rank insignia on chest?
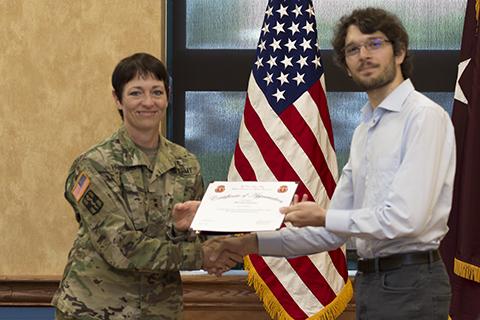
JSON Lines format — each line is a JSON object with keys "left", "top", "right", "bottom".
{"left": 72, "top": 172, "right": 91, "bottom": 202}
{"left": 82, "top": 190, "right": 104, "bottom": 215}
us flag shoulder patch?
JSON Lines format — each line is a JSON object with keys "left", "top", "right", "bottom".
{"left": 71, "top": 172, "right": 91, "bottom": 202}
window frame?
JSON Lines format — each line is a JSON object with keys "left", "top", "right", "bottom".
{"left": 168, "top": 0, "right": 459, "bottom": 145}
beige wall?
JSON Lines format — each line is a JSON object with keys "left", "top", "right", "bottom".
{"left": 0, "top": 0, "right": 165, "bottom": 276}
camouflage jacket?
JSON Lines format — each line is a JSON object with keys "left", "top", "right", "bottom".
{"left": 52, "top": 126, "right": 204, "bottom": 319}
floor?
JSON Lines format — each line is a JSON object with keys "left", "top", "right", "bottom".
{"left": 0, "top": 307, "right": 54, "bottom": 320}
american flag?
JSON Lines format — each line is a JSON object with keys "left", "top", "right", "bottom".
{"left": 72, "top": 173, "right": 90, "bottom": 202}
{"left": 228, "top": 0, "right": 352, "bottom": 318}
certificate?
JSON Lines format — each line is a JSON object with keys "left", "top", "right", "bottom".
{"left": 190, "top": 181, "right": 298, "bottom": 232}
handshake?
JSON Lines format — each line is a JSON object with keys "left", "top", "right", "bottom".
{"left": 172, "top": 200, "right": 259, "bottom": 276}
{"left": 200, "top": 233, "right": 258, "bottom": 276}
{"left": 173, "top": 195, "right": 326, "bottom": 276}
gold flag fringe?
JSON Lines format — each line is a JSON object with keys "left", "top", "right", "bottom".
{"left": 454, "top": 257, "right": 480, "bottom": 283}
{"left": 244, "top": 256, "right": 353, "bottom": 320}
{"left": 476, "top": 0, "right": 479, "bottom": 22}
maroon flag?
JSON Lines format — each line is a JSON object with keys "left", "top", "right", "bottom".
{"left": 440, "top": 1, "right": 480, "bottom": 319}
{"left": 228, "top": 0, "right": 352, "bottom": 318}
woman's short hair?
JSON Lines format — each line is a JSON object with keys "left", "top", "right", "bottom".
{"left": 111, "top": 53, "right": 169, "bottom": 118}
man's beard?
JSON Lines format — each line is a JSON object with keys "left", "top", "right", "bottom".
{"left": 351, "top": 59, "right": 397, "bottom": 91}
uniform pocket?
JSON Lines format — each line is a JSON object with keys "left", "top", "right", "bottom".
{"left": 143, "top": 192, "right": 170, "bottom": 237}
{"left": 120, "top": 169, "right": 148, "bottom": 230}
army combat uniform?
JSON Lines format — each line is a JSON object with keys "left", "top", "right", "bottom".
{"left": 52, "top": 126, "right": 204, "bottom": 320}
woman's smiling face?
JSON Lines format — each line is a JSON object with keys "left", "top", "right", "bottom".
{"left": 114, "top": 74, "right": 168, "bottom": 134}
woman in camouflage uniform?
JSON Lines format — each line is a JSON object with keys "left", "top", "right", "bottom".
{"left": 52, "top": 53, "right": 240, "bottom": 320}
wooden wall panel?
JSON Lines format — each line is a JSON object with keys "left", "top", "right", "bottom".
{"left": 0, "top": 0, "right": 165, "bottom": 276}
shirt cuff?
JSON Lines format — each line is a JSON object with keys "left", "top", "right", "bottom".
{"left": 180, "top": 239, "right": 204, "bottom": 270}
{"left": 167, "top": 225, "right": 197, "bottom": 243}
{"left": 257, "top": 231, "right": 284, "bottom": 256}
{"left": 325, "top": 209, "right": 351, "bottom": 234}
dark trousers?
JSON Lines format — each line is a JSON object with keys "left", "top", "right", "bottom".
{"left": 355, "top": 259, "right": 451, "bottom": 319}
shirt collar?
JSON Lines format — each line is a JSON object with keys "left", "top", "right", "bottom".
{"left": 361, "top": 79, "right": 414, "bottom": 122}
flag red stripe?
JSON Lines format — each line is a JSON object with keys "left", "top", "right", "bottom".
{"left": 243, "top": 95, "right": 298, "bottom": 181}
{"left": 244, "top": 95, "right": 311, "bottom": 197}
{"left": 232, "top": 141, "right": 257, "bottom": 181}
{"left": 249, "top": 254, "right": 308, "bottom": 319}
{"left": 309, "top": 81, "right": 335, "bottom": 148}
{"left": 279, "top": 104, "right": 336, "bottom": 198}
{"left": 328, "top": 248, "right": 349, "bottom": 282}
{"left": 287, "top": 256, "right": 337, "bottom": 306}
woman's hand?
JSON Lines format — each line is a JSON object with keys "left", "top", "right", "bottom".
{"left": 172, "top": 200, "right": 201, "bottom": 231}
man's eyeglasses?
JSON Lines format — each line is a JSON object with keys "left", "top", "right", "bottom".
{"left": 343, "top": 38, "right": 391, "bottom": 57}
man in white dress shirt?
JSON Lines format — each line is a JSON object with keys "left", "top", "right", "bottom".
{"left": 174, "top": 7, "right": 456, "bottom": 320}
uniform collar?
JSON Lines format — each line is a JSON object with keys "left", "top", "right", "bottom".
{"left": 117, "top": 126, "right": 177, "bottom": 178}
{"left": 117, "top": 126, "right": 150, "bottom": 167}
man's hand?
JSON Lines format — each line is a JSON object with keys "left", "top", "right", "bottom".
{"left": 280, "top": 201, "right": 326, "bottom": 227}
{"left": 172, "top": 200, "right": 201, "bottom": 232}
{"left": 292, "top": 193, "right": 309, "bottom": 205}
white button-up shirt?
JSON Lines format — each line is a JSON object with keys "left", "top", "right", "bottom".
{"left": 258, "top": 79, "right": 456, "bottom": 259}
